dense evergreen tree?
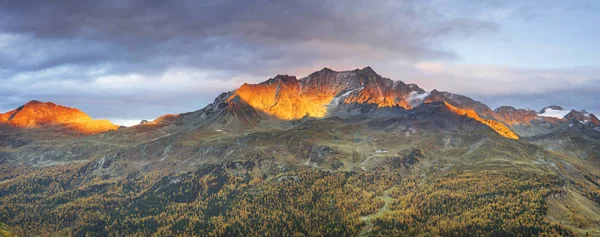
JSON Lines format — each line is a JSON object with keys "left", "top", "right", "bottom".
{"left": 0, "top": 163, "right": 588, "bottom": 236}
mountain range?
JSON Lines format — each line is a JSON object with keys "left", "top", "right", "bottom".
{"left": 1, "top": 67, "right": 599, "bottom": 236}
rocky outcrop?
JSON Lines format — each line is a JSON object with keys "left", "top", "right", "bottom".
{"left": 494, "top": 106, "right": 538, "bottom": 125}
{"left": 565, "top": 110, "right": 600, "bottom": 126}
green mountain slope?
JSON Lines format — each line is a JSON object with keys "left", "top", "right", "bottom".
{"left": 1, "top": 68, "right": 600, "bottom": 236}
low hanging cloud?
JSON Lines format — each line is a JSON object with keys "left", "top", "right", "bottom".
{"left": 412, "top": 63, "right": 600, "bottom": 96}
{"left": 403, "top": 63, "right": 600, "bottom": 113}
{"left": 0, "top": 0, "right": 598, "bottom": 123}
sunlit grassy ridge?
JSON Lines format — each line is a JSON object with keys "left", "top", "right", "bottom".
{"left": 0, "top": 100, "right": 118, "bottom": 135}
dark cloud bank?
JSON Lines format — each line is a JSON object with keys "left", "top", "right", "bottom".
{"left": 0, "top": 0, "right": 597, "bottom": 123}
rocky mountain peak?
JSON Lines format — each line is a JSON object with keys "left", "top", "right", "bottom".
{"left": 319, "top": 67, "right": 334, "bottom": 73}
{"left": 356, "top": 66, "right": 377, "bottom": 74}
{"left": 260, "top": 74, "right": 298, "bottom": 85}
{"left": 493, "top": 106, "right": 538, "bottom": 125}
{"left": 494, "top": 106, "right": 518, "bottom": 113}
{"left": 225, "top": 67, "right": 435, "bottom": 120}
{"left": 0, "top": 100, "right": 119, "bottom": 134}
{"left": 565, "top": 110, "right": 600, "bottom": 126}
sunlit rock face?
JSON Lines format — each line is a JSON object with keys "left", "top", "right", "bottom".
{"left": 494, "top": 106, "right": 539, "bottom": 125}
{"left": 225, "top": 67, "right": 520, "bottom": 139}
{"left": 443, "top": 102, "right": 519, "bottom": 140}
{"left": 229, "top": 75, "right": 323, "bottom": 120}
{"left": 229, "top": 67, "right": 427, "bottom": 120}
{"left": 0, "top": 100, "right": 119, "bottom": 135}
{"left": 424, "top": 90, "right": 498, "bottom": 120}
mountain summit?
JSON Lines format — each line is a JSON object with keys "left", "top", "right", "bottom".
{"left": 229, "top": 67, "right": 428, "bottom": 120}
{"left": 213, "top": 67, "right": 518, "bottom": 139}
{"left": 0, "top": 100, "right": 119, "bottom": 135}
{"left": 190, "top": 67, "right": 597, "bottom": 140}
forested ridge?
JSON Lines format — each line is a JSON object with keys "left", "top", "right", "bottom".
{"left": 0, "top": 160, "right": 591, "bottom": 236}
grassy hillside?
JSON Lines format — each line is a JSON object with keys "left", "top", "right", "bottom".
{"left": 1, "top": 147, "right": 598, "bottom": 236}
{"left": 1, "top": 116, "right": 599, "bottom": 236}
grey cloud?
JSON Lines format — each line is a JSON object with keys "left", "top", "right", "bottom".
{"left": 0, "top": 0, "right": 597, "bottom": 122}
{"left": 476, "top": 90, "right": 600, "bottom": 116}
{"left": 0, "top": 0, "right": 498, "bottom": 73}
{"left": 390, "top": 63, "right": 600, "bottom": 115}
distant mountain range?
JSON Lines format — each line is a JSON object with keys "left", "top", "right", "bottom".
{"left": 2, "top": 67, "right": 597, "bottom": 139}
{"left": 1, "top": 67, "right": 599, "bottom": 236}
{"left": 1, "top": 67, "right": 599, "bottom": 164}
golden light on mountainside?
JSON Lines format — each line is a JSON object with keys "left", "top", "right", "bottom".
{"left": 228, "top": 75, "right": 519, "bottom": 141}
{"left": 152, "top": 114, "right": 179, "bottom": 124}
{"left": 0, "top": 101, "right": 119, "bottom": 135}
{"left": 138, "top": 114, "right": 180, "bottom": 126}
{"left": 229, "top": 76, "right": 415, "bottom": 120}
{"left": 342, "top": 82, "right": 412, "bottom": 109}
{"left": 443, "top": 101, "right": 519, "bottom": 140}
{"left": 229, "top": 78, "right": 333, "bottom": 120}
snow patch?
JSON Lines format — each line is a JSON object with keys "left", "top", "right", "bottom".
{"left": 407, "top": 91, "right": 429, "bottom": 106}
{"left": 110, "top": 119, "right": 146, "bottom": 127}
{"left": 539, "top": 108, "right": 569, "bottom": 119}
{"left": 330, "top": 87, "right": 363, "bottom": 105}
{"left": 408, "top": 91, "right": 429, "bottom": 101}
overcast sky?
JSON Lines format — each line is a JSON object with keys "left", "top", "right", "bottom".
{"left": 0, "top": 0, "right": 598, "bottom": 126}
